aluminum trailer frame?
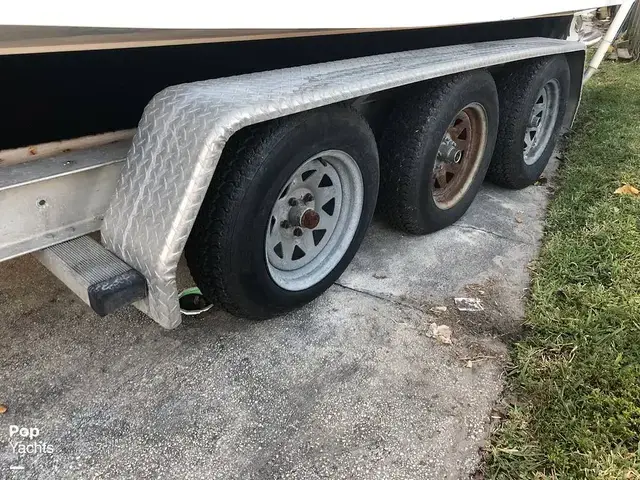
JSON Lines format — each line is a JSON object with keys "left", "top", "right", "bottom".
{"left": 0, "top": 37, "right": 586, "bottom": 328}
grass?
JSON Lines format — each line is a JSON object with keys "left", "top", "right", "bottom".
{"left": 486, "top": 61, "right": 640, "bottom": 479}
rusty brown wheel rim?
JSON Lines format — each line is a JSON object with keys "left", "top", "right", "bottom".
{"left": 432, "top": 103, "right": 488, "bottom": 210}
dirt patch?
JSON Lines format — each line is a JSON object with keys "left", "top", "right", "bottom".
{"left": 423, "top": 277, "right": 526, "bottom": 343}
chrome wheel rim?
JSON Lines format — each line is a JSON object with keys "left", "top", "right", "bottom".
{"left": 432, "top": 103, "right": 488, "bottom": 210}
{"left": 265, "top": 150, "right": 364, "bottom": 291}
{"left": 524, "top": 79, "right": 561, "bottom": 165}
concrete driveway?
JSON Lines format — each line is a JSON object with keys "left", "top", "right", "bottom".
{"left": 0, "top": 171, "right": 554, "bottom": 479}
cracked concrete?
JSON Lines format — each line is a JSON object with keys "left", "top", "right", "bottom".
{"left": 0, "top": 162, "right": 556, "bottom": 479}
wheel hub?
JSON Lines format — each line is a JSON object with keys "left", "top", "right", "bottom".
{"left": 528, "top": 116, "right": 542, "bottom": 128}
{"left": 300, "top": 209, "right": 321, "bottom": 229}
{"left": 287, "top": 205, "right": 321, "bottom": 229}
{"left": 432, "top": 103, "right": 488, "bottom": 210}
{"left": 437, "top": 135, "right": 463, "bottom": 164}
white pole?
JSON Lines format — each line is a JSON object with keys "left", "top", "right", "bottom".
{"left": 584, "top": 0, "right": 637, "bottom": 82}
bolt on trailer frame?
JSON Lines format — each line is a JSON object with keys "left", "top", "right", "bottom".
{"left": 0, "top": 37, "right": 586, "bottom": 328}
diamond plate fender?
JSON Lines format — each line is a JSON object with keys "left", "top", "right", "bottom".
{"left": 101, "top": 38, "right": 584, "bottom": 329}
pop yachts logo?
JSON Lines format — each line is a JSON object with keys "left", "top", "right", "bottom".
{"left": 9, "top": 425, "right": 54, "bottom": 456}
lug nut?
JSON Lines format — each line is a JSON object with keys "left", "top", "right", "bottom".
{"left": 280, "top": 220, "right": 290, "bottom": 228}
{"left": 288, "top": 198, "right": 298, "bottom": 206}
{"left": 303, "top": 193, "right": 314, "bottom": 203}
{"left": 293, "top": 227, "right": 303, "bottom": 237}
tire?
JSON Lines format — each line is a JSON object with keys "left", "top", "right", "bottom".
{"left": 378, "top": 70, "right": 499, "bottom": 235}
{"left": 184, "top": 106, "right": 379, "bottom": 320}
{"left": 487, "top": 55, "right": 570, "bottom": 189}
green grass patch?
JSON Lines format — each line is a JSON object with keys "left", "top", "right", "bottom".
{"left": 486, "top": 61, "right": 640, "bottom": 479}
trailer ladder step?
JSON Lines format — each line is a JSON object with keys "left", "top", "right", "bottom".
{"left": 34, "top": 235, "right": 147, "bottom": 316}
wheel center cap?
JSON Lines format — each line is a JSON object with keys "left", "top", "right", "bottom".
{"left": 300, "top": 209, "right": 320, "bottom": 229}
{"left": 289, "top": 206, "right": 320, "bottom": 229}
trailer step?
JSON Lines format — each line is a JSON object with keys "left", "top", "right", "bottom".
{"left": 34, "top": 235, "right": 147, "bottom": 316}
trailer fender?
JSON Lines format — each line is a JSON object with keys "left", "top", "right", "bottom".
{"left": 100, "top": 38, "right": 584, "bottom": 329}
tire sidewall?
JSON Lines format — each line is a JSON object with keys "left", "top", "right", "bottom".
{"left": 230, "top": 110, "right": 378, "bottom": 315}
